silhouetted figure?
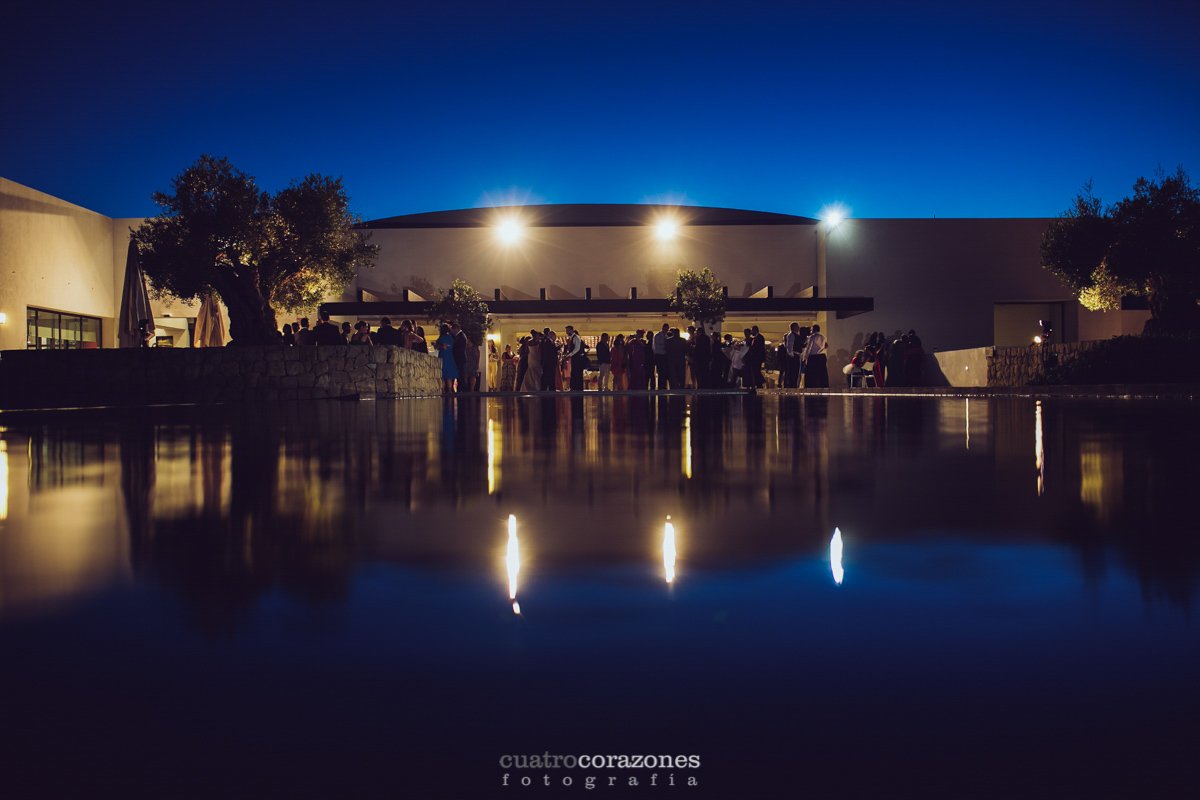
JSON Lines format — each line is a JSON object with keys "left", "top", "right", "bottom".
{"left": 667, "top": 327, "right": 686, "bottom": 389}
{"left": 313, "top": 310, "right": 344, "bottom": 345}
{"left": 801, "top": 323, "right": 829, "bottom": 387}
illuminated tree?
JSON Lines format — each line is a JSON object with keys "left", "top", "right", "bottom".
{"left": 1042, "top": 169, "right": 1200, "bottom": 332}
{"left": 132, "top": 155, "right": 377, "bottom": 344}
{"left": 427, "top": 278, "right": 492, "bottom": 343}
{"left": 669, "top": 267, "right": 726, "bottom": 328}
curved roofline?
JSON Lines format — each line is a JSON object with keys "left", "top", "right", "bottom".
{"left": 358, "top": 203, "right": 817, "bottom": 229}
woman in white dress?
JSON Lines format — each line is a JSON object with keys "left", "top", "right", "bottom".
{"left": 520, "top": 335, "right": 543, "bottom": 391}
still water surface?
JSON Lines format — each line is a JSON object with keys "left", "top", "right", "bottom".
{"left": 0, "top": 396, "right": 1197, "bottom": 798}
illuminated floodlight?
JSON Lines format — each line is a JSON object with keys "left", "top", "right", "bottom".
{"left": 1033, "top": 335, "right": 1043, "bottom": 344}
{"left": 820, "top": 204, "right": 848, "bottom": 229}
{"left": 654, "top": 218, "right": 680, "bottom": 241}
{"left": 495, "top": 217, "right": 524, "bottom": 245}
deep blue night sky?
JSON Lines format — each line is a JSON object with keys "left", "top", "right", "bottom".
{"left": 3, "top": 0, "right": 1198, "bottom": 221}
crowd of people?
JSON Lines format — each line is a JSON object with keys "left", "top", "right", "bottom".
{"left": 840, "top": 329, "right": 926, "bottom": 388}
{"left": 274, "top": 312, "right": 927, "bottom": 393}
{"left": 498, "top": 322, "right": 832, "bottom": 393}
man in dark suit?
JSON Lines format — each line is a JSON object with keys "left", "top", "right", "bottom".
{"left": 666, "top": 328, "right": 686, "bottom": 389}
{"left": 375, "top": 317, "right": 398, "bottom": 346}
{"left": 746, "top": 325, "right": 766, "bottom": 389}
{"left": 313, "top": 310, "right": 345, "bottom": 345}
{"left": 540, "top": 329, "right": 559, "bottom": 391}
{"left": 693, "top": 325, "right": 710, "bottom": 389}
{"left": 782, "top": 322, "right": 803, "bottom": 388}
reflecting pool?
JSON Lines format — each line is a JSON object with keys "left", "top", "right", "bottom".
{"left": 0, "top": 396, "right": 1197, "bottom": 797}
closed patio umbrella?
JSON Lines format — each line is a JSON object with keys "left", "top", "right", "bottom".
{"left": 194, "top": 291, "right": 226, "bottom": 347}
{"left": 118, "top": 239, "right": 154, "bottom": 348}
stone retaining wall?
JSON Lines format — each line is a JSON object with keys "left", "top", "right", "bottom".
{"left": 987, "top": 341, "right": 1099, "bottom": 387}
{"left": 0, "top": 345, "right": 441, "bottom": 409}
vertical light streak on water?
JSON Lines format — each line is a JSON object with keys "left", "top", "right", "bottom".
{"left": 965, "top": 398, "right": 970, "bottom": 451}
{"left": 830, "top": 527, "right": 845, "bottom": 585}
{"left": 683, "top": 413, "right": 692, "bottom": 480}
{"left": 487, "top": 418, "right": 496, "bottom": 495}
{"left": 1035, "top": 400, "right": 1044, "bottom": 496}
{"left": 0, "top": 439, "right": 8, "bottom": 521}
{"left": 506, "top": 514, "right": 520, "bottom": 614}
{"left": 663, "top": 516, "right": 677, "bottom": 584}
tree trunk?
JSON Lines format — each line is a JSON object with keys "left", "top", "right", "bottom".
{"left": 210, "top": 269, "right": 279, "bottom": 345}
{"left": 1146, "top": 275, "right": 1200, "bottom": 335}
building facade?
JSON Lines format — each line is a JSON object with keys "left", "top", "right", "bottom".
{"left": 1, "top": 177, "right": 1148, "bottom": 376}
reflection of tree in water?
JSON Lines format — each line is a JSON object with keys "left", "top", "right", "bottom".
{"left": 122, "top": 407, "right": 362, "bottom": 635}
{"left": 1045, "top": 402, "right": 1200, "bottom": 609}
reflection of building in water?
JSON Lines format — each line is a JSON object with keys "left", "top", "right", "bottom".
{"left": 0, "top": 430, "right": 131, "bottom": 617}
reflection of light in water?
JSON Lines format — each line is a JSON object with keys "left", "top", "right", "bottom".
{"left": 1080, "top": 440, "right": 1121, "bottom": 521}
{"left": 683, "top": 413, "right": 692, "bottom": 480}
{"left": 663, "top": 516, "right": 677, "bottom": 584}
{"left": 830, "top": 527, "right": 844, "bottom": 585}
{"left": 1035, "top": 400, "right": 1044, "bottom": 496}
{"left": 487, "top": 418, "right": 496, "bottom": 495}
{"left": 506, "top": 514, "right": 520, "bottom": 613}
{"left": 0, "top": 439, "right": 8, "bottom": 521}
{"left": 965, "top": 398, "right": 970, "bottom": 450}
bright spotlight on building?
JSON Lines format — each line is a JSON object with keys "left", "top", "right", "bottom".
{"left": 655, "top": 218, "right": 679, "bottom": 241}
{"left": 820, "top": 205, "right": 848, "bottom": 229}
{"left": 496, "top": 218, "right": 524, "bottom": 245}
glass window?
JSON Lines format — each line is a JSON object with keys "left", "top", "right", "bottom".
{"left": 25, "top": 308, "right": 103, "bottom": 350}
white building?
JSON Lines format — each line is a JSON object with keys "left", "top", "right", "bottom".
{"left": 1, "top": 177, "right": 1148, "bottom": 380}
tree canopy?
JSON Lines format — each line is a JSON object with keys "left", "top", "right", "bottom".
{"left": 668, "top": 268, "right": 726, "bottom": 326}
{"left": 132, "top": 155, "right": 377, "bottom": 344}
{"left": 427, "top": 279, "right": 492, "bottom": 344}
{"left": 1042, "top": 168, "right": 1200, "bottom": 333}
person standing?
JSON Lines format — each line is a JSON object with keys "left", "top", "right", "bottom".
{"left": 520, "top": 334, "right": 543, "bottom": 392}
{"left": 709, "top": 332, "right": 727, "bottom": 387}
{"left": 610, "top": 334, "right": 626, "bottom": 390}
{"left": 595, "top": 332, "right": 612, "bottom": 391}
{"left": 648, "top": 331, "right": 657, "bottom": 391}
{"left": 436, "top": 323, "right": 458, "bottom": 394}
{"left": 515, "top": 332, "right": 534, "bottom": 390}
{"left": 450, "top": 322, "right": 468, "bottom": 385}
{"left": 500, "top": 344, "right": 516, "bottom": 391}
{"left": 783, "top": 322, "right": 803, "bottom": 388}
{"left": 314, "top": 311, "right": 344, "bottom": 345}
{"left": 295, "top": 317, "right": 314, "bottom": 346}
{"left": 465, "top": 334, "right": 481, "bottom": 391}
{"left": 801, "top": 323, "right": 829, "bottom": 388}
{"left": 540, "top": 329, "right": 559, "bottom": 391}
{"left": 745, "top": 326, "right": 766, "bottom": 389}
{"left": 375, "top": 317, "right": 398, "bottom": 346}
{"left": 693, "top": 326, "right": 711, "bottom": 389}
{"left": 413, "top": 326, "right": 429, "bottom": 353}
{"left": 627, "top": 331, "right": 646, "bottom": 390}
{"left": 666, "top": 328, "right": 686, "bottom": 389}
{"left": 652, "top": 323, "right": 670, "bottom": 390}
{"left": 564, "top": 325, "right": 587, "bottom": 391}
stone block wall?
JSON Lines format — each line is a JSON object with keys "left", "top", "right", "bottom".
{"left": 987, "top": 341, "right": 1099, "bottom": 387}
{"left": 0, "top": 345, "right": 441, "bottom": 409}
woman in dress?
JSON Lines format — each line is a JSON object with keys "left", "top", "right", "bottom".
{"left": 521, "top": 335, "right": 544, "bottom": 391}
{"left": 349, "top": 320, "right": 373, "bottom": 345}
{"left": 436, "top": 322, "right": 458, "bottom": 395}
{"left": 413, "top": 326, "right": 429, "bottom": 354}
{"left": 610, "top": 334, "right": 626, "bottom": 390}
{"left": 500, "top": 344, "right": 517, "bottom": 391}
{"left": 488, "top": 340, "right": 500, "bottom": 391}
